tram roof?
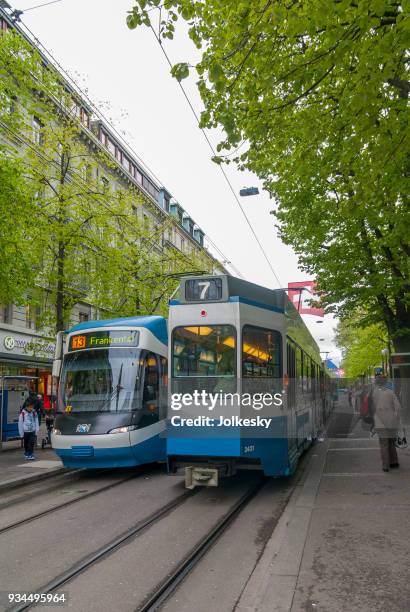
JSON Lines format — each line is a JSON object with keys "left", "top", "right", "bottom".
{"left": 67, "top": 315, "right": 167, "bottom": 345}
{"left": 174, "top": 275, "right": 287, "bottom": 311}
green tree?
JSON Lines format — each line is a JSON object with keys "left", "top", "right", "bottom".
{"left": 336, "top": 315, "right": 388, "bottom": 378}
{"left": 1, "top": 29, "right": 215, "bottom": 333}
{"left": 127, "top": 0, "right": 409, "bottom": 351}
{"left": 0, "top": 155, "right": 37, "bottom": 305}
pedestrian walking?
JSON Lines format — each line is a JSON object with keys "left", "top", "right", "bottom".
{"left": 372, "top": 374, "right": 401, "bottom": 472}
{"left": 18, "top": 400, "right": 39, "bottom": 460}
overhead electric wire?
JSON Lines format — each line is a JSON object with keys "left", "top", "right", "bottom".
{"left": 147, "top": 21, "right": 283, "bottom": 288}
{"left": 22, "top": 0, "right": 65, "bottom": 12}
{"left": 13, "top": 14, "right": 243, "bottom": 279}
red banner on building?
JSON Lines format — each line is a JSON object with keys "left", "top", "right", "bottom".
{"left": 287, "top": 281, "right": 324, "bottom": 317}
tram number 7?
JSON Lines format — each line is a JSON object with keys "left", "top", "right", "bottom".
{"left": 198, "top": 281, "right": 210, "bottom": 300}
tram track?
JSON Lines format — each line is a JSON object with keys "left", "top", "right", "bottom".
{"left": 7, "top": 476, "right": 266, "bottom": 612}
{"left": 0, "top": 469, "right": 87, "bottom": 511}
{"left": 137, "top": 477, "right": 266, "bottom": 612}
{"left": 0, "top": 470, "right": 145, "bottom": 535}
{"left": 9, "top": 488, "right": 197, "bottom": 612}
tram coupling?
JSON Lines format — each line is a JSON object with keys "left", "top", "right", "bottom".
{"left": 185, "top": 466, "right": 219, "bottom": 489}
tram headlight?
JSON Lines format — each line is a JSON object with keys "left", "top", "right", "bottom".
{"left": 108, "top": 425, "right": 136, "bottom": 434}
{"left": 52, "top": 428, "right": 62, "bottom": 435}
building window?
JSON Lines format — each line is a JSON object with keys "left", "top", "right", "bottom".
{"left": 79, "top": 312, "right": 89, "bottom": 323}
{"left": 100, "top": 130, "right": 106, "bottom": 145}
{"left": 70, "top": 102, "right": 81, "bottom": 119}
{"left": 81, "top": 109, "right": 90, "bottom": 128}
{"left": 115, "top": 147, "right": 122, "bottom": 162}
{"left": 25, "top": 305, "right": 36, "bottom": 330}
{"left": 0, "top": 305, "right": 12, "bottom": 324}
{"left": 122, "top": 156, "right": 130, "bottom": 172}
{"left": 106, "top": 138, "right": 116, "bottom": 155}
{"left": 32, "top": 117, "right": 42, "bottom": 145}
{"left": 134, "top": 168, "right": 143, "bottom": 184}
{"left": 101, "top": 176, "right": 109, "bottom": 191}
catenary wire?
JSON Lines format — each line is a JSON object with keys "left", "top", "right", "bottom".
{"left": 21, "top": 0, "right": 65, "bottom": 13}
{"left": 147, "top": 20, "right": 283, "bottom": 288}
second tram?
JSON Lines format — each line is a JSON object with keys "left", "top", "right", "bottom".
{"left": 52, "top": 316, "right": 168, "bottom": 468}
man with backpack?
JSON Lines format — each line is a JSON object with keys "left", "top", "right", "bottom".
{"left": 18, "top": 399, "right": 39, "bottom": 460}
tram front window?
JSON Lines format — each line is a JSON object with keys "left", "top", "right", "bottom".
{"left": 59, "top": 349, "right": 148, "bottom": 413}
{"left": 172, "top": 325, "right": 236, "bottom": 393}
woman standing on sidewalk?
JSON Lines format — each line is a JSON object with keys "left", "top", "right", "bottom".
{"left": 372, "top": 374, "right": 401, "bottom": 472}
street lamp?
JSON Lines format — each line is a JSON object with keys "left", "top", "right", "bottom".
{"left": 381, "top": 348, "right": 389, "bottom": 375}
{"left": 239, "top": 187, "right": 259, "bottom": 197}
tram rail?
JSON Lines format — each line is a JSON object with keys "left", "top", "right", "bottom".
{"left": 0, "top": 470, "right": 144, "bottom": 536}
{"left": 9, "top": 488, "right": 197, "bottom": 612}
{"left": 137, "top": 477, "right": 266, "bottom": 612}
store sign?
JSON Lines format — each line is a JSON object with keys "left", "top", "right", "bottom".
{"left": 4, "top": 336, "right": 15, "bottom": 350}
{"left": 68, "top": 330, "right": 139, "bottom": 352}
{"left": 1, "top": 331, "right": 55, "bottom": 357}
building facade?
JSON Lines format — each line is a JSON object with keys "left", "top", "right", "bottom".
{"left": 0, "top": 6, "right": 225, "bottom": 405}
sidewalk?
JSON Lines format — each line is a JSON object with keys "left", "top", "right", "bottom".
{"left": 237, "top": 397, "right": 410, "bottom": 612}
{"left": 0, "top": 428, "right": 66, "bottom": 491}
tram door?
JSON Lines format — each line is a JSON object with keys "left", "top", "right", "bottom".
{"left": 286, "top": 340, "right": 296, "bottom": 447}
{"left": 140, "top": 353, "right": 160, "bottom": 427}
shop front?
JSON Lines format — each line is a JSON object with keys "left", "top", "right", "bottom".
{"left": 0, "top": 328, "right": 56, "bottom": 410}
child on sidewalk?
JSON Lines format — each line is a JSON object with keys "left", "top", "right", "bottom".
{"left": 18, "top": 400, "right": 39, "bottom": 460}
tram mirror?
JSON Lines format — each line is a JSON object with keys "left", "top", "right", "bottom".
{"left": 52, "top": 359, "right": 62, "bottom": 378}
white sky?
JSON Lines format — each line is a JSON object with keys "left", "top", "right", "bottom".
{"left": 8, "top": 0, "right": 341, "bottom": 364}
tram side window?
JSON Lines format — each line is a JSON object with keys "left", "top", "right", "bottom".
{"left": 242, "top": 326, "right": 282, "bottom": 378}
{"left": 140, "top": 352, "right": 160, "bottom": 425}
{"left": 304, "top": 355, "right": 311, "bottom": 393}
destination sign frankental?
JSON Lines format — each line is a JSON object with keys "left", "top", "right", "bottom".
{"left": 68, "top": 330, "right": 140, "bottom": 352}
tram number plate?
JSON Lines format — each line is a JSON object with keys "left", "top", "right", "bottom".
{"left": 185, "top": 278, "right": 223, "bottom": 302}
{"left": 244, "top": 445, "right": 255, "bottom": 453}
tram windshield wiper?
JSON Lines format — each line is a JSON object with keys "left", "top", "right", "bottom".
{"left": 97, "top": 363, "right": 124, "bottom": 412}
{"left": 115, "top": 363, "right": 123, "bottom": 412}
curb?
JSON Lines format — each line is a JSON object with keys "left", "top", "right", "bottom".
{"left": 0, "top": 465, "right": 70, "bottom": 493}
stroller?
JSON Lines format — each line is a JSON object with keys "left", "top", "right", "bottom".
{"left": 41, "top": 411, "right": 55, "bottom": 449}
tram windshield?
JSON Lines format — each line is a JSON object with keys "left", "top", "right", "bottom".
{"left": 172, "top": 325, "right": 236, "bottom": 377}
{"left": 59, "top": 348, "right": 150, "bottom": 413}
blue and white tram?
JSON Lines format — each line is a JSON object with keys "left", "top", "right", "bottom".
{"left": 52, "top": 316, "right": 168, "bottom": 468}
{"left": 167, "top": 275, "right": 331, "bottom": 485}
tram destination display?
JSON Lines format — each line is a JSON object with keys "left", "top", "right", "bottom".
{"left": 184, "top": 278, "right": 223, "bottom": 302}
{"left": 68, "top": 330, "right": 139, "bottom": 352}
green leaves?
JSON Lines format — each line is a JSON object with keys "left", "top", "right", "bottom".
{"left": 0, "top": 31, "right": 217, "bottom": 332}
{"left": 170, "top": 62, "right": 190, "bottom": 81}
{"left": 127, "top": 0, "right": 409, "bottom": 345}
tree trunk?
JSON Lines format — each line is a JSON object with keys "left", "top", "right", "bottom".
{"left": 56, "top": 239, "right": 65, "bottom": 333}
{"left": 391, "top": 333, "right": 410, "bottom": 425}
